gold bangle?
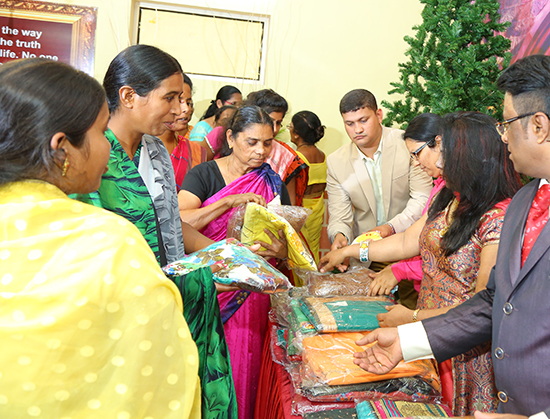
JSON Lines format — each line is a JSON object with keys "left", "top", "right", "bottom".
{"left": 412, "top": 309, "right": 420, "bottom": 322}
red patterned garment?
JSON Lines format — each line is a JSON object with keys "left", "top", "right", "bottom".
{"left": 418, "top": 198, "right": 511, "bottom": 416}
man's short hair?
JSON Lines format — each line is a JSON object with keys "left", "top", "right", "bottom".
{"left": 339, "top": 89, "right": 378, "bottom": 114}
{"left": 246, "top": 89, "right": 288, "bottom": 115}
{"left": 497, "top": 55, "right": 550, "bottom": 115}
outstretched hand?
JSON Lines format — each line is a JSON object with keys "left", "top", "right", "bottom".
{"left": 368, "top": 265, "right": 398, "bottom": 296}
{"left": 318, "top": 247, "right": 349, "bottom": 273}
{"left": 353, "top": 328, "right": 403, "bottom": 374}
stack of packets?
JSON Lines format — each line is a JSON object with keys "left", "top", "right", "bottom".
{"left": 269, "top": 264, "right": 447, "bottom": 417}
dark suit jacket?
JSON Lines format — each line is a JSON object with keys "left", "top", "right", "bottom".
{"left": 423, "top": 179, "right": 550, "bottom": 416}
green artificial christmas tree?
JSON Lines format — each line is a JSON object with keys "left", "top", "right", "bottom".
{"left": 382, "top": 0, "right": 511, "bottom": 127}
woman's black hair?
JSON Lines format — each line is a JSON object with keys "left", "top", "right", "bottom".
{"left": 246, "top": 89, "right": 288, "bottom": 115}
{"left": 201, "top": 85, "right": 241, "bottom": 120}
{"left": 292, "top": 110, "right": 325, "bottom": 145}
{"left": 183, "top": 73, "right": 193, "bottom": 91}
{"left": 219, "top": 105, "right": 273, "bottom": 157}
{"left": 0, "top": 58, "right": 106, "bottom": 186}
{"left": 103, "top": 44, "right": 182, "bottom": 114}
{"left": 403, "top": 113, "right": 443, "bottom": 148}
{"left": 428, "top": 111, "right": 522, "bottom": 256}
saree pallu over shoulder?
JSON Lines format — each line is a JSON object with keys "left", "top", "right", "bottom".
{"left": 75, "top": 129, "right": 185, "bottom": 264}
{"left": 200, "top": 162, "right": 283, "bottom": 242}
{"left": 0, "top": 180, "right": 200, "bottom": 419}
{"left": 171, "top": 267, "right": 238, "bottom": 419}
{"left": 172, "top": 134, "right": 207, "bottom": 192}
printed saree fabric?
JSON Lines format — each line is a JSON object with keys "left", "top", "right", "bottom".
{"left": 171, "top": 133, "right": 207, "bottom": 192}
{"left": 75, "top": 129, "right": 185, "bottom": 264}
{"left": 200, "top": 162, "right": 283, "bottom": 242}
{"left": 301, "top": 332, "right": 435, "bottom": 386}
{"left": 0, "top": 180, "right": 200, "bottom": 418}
{"left": 170, "top": 266, "right": 238, "bottom": 419}
{"left": 355, "top": 399, "right": 451, "bottom": 419}
{"left": 164, "top": 238, "right": 292, "bottom": 293}
{"left": 417, "top": 198, "right": 510, "bottom": 415}
{"left": 300, "top": 296, "right": 392, "bottom": 332}
{"left": 266, "top": 140, "right": 309, "bottom": 206}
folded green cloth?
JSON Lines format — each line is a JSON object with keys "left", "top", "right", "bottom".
{"left": 299, "top": 296, "right": 390, "bottom": 332}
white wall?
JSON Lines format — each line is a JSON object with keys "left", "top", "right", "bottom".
{"left": 43, "top": 0, "right": 424, "bottom": 154}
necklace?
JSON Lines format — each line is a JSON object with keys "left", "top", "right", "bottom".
{"left": 297, "top": 143, "right": 315, "bottom": 149}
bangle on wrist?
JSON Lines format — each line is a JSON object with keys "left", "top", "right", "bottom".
{"left": 386, "top": 222, "right": 396, "bottom": 235}
{"left": 359, "top": 239, "right": 372, "bottom": 263}
{"left": 412, "top": 308, "right": 420, "bottom": 322}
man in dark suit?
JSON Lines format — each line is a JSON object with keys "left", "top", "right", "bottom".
{"left": 353, "top": 55, "right": 550, "bottom": 419}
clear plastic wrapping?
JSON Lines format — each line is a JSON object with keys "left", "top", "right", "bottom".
{"left": 228, "top": 202, "right": 317, "bottom": 271}
{"left": 163, "top": 238, "right": 292, "bottom": 293}
{"left": 354, "top": 398, "right": 451, "bottom": 419}
{"left": 297, "top": 264, "right": 389, "bottom": 297}
{"left": 227, "top": 203, "right": 312, "bottom": 240}
{"left": 300, "top": 332, "right": 440, "bottom": 387}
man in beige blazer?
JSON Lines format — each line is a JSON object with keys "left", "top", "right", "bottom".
{"left": 327, "top": 89, "right": 433, "bottom": 250}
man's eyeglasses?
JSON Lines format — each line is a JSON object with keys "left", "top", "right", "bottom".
{"left": 495, "top": 113, "right": 537, "bottom": 136}
{"left": 410, "top": 139, "right": 435, "bottom": 161}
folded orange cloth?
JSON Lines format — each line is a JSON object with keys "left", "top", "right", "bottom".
{"left": 302, "top": 332, "right": 437, "bottom": 386}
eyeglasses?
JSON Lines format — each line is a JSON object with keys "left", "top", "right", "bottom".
{"left": 410, "top": 139, "right": 435, "bottom": 161}
{"left": 495, "top": 112, "right": 537, "bottom": 136}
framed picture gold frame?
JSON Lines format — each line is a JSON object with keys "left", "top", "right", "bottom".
{"left": 0, "top": 1, "right": 97, "bottom": 75}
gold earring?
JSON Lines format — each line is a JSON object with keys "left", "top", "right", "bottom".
{"left": 61, "top": 158, "right": 69, "bottom": 177}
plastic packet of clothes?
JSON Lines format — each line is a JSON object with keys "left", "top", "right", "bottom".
{"left": 285, "top": 362, "right": 357, "bottom": 416}
{"left": 237, "top": 203, "right": 316, "bottom": 271}
{"left": 285, "top": 346, "right": 441, "bottom": 404}
{"left": 299, "top": 296, "right": 394, "bottom": 333}
{"left": 227, "top": 202, "right": 312, "bottom": 241}
{"left": 296, "top": 265, "right": 377, "bottom": 297}
{"left": 163, "top": 238, "right": 292, "bottom": 293}
{"left": 355, "top": 398, "right": 451, "bottom": 419}
{"left": 301, "top": 332, "right": 439, "bottom": 387}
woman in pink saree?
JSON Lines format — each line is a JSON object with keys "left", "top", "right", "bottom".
{"left": 178, "top": 105, "right": 291, "bottom": 419}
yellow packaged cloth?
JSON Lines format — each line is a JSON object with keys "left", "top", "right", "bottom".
{"left": 0, "top": 180, "right": 200, "bottom": 418}
{"left": 241, "top": 202, "right": 317, "bottom": 270}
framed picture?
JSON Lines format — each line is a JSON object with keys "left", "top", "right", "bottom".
{"left": 0, "top": 0, "right": 97, "bottom": 75}
{"left": 134, "top": 2, "right": 269, "bottom": 83}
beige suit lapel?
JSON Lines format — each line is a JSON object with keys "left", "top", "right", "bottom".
{"left": 351, "top": 144, "right": 377, "bottom": 217}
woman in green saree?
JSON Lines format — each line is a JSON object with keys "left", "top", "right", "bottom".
{"left": 76, "top": 44, "right": 237, "bottom": 419}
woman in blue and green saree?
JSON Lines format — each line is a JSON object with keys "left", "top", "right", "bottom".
{"left": 75, "top": 45, "right": 237, "bottom": 419}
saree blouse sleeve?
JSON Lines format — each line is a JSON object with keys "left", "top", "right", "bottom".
{"left": 476, "top": 200, "right": 510, "bottom": 247}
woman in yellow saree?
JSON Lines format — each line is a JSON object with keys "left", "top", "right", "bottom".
{"left": 0, "top": 59, "right": 200, "bottom": 418}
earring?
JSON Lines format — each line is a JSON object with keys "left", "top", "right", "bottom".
{"left": 61, "top": 158, "right": 69, "bottom": 177}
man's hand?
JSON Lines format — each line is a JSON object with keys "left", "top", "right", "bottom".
{"left": 353, "top": 328, "right": 403, "bottom": 374}
{"left": 331, "top": 233, "right": 348, "bottom": 251}
{"left": 368, "top": 224, "right": 393, "bottom": 238}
